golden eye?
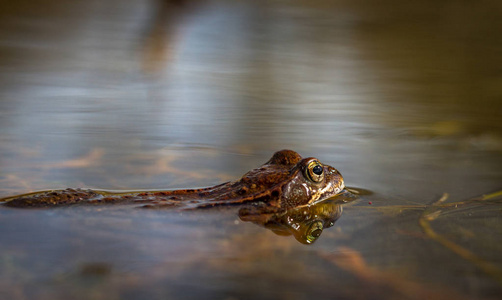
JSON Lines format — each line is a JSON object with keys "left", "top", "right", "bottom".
{"left": 306, "top": 221, "right": 323, "bottom": 243}
{"left": 306, "top": 160, "right": 324, "bottom": 183}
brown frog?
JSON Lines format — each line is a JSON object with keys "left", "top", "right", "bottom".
{"left": 2, "top": 150, "right": 345, "bottom": 210}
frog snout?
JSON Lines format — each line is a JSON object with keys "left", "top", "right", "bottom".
{"left": 326, "top": 166, "right": 344, "bottom": 189}
{"left": 326, "top": 166, "right": 341, "bottom": 176}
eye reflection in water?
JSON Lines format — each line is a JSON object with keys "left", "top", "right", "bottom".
{"left": 238, "top": 190, "right": 357, "bottom": 244}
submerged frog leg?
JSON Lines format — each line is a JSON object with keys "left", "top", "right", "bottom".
{"left": 419, "top": 192, "right": 502, "bottom": 286}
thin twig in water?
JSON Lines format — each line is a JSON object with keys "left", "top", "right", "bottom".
{"left": 419, "top": 192, "right": 502, "bottom": 286}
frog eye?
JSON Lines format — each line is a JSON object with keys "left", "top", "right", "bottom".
{"left": 306, "top": 160, "right": 324, "bottom": 183}
{"left": 306, "top": 221, "right": 323, "bottom": 243}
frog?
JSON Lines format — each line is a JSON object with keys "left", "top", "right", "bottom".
{"left": 2, "top": 149, "right": 345, "bottom": 210}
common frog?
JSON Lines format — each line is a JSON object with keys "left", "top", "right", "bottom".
{"left": 2, "top": 149, "right": 345, "bottom": 210}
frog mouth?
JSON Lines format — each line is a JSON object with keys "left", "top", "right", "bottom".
{"left": 309, "top": 179, "right": 345, "bottom": 205}
{"left": 327, "top": 179, "right": 345, "bottom": 199}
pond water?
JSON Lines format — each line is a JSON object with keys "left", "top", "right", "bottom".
{"left": 1, "top": 0, "right": 502, "bottom": 299}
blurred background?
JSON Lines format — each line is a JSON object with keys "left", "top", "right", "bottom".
{"left": 1, "top": 0, "right": 501, "bottom": 299}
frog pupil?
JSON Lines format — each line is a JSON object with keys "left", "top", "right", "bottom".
{"left": 310, "top": 228, "right": 322, "bottom": 238}
{"left": 312, "top": 165, "right": 323, "bottom": 176}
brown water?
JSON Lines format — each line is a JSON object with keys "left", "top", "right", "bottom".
{"left": 1, "top": 0, "right": 502, "bottom": 299}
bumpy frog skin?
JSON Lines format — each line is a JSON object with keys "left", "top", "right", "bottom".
{"left": 2, "top": 150, "right": 345, "bottom": 209}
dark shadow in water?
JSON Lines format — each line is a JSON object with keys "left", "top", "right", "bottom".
{"left": 141, "top": 0, "right": 196, "bottom": 73}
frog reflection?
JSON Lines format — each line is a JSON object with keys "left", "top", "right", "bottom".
{"left": 238, "top": 198, "right": 345, "bottom": 244}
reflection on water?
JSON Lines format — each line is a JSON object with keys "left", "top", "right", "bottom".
{"left": 1, "top": 0, "right": 502, "bottom": 299}
{"left": 239, "top": 197, "right": 345, "bottom": 244}
{"left": 1, "top": 188, "right": 353, "bottom": 245}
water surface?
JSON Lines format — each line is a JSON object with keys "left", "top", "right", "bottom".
{"left": 1, "top": 0, "right": 502, "bottom": 299}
